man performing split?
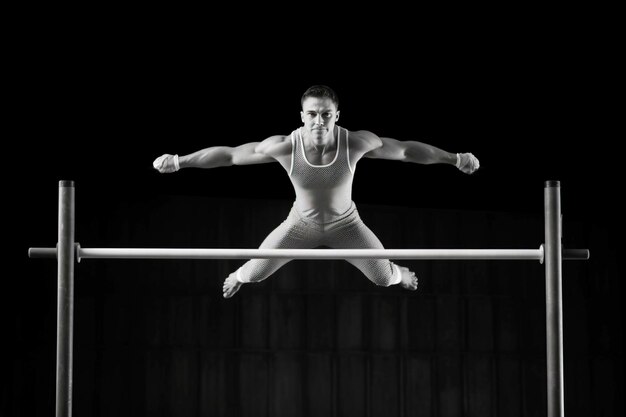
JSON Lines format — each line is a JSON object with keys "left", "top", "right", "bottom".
{"left": 153, "top": 85, "right": 480, "bottom": 298}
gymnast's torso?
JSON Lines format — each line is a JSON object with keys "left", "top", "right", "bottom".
{"left": 268, "top": 126, "right": 372, "bottom": 224}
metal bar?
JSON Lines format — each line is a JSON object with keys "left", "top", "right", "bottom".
{"left": 563, "top": 249, "right": 589, "bottom": 260}
{"left": 29, "top": 247, "right": 57, "bottom": 258}
{"left": 56, "top": 181, "right": 75, "bottom": 417}
{"left": 29, "top": 247, "right": 545, "bottom": 260}
{"left": 28, "top": 247, "right": 590, "bottom": 261}
{"left": 545, "top": 180, "right": 564, "bottom": 417}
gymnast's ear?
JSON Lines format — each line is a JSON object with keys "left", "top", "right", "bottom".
{"left": 335, "top": 110, "right": 340, "bottom": 122}
{"left": 300, "top": 111, "right": 305, "bottom": 124}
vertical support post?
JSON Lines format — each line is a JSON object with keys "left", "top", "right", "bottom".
{"left": 544, "top": 180, "right": 564, "bottom": 417}
{"left": 56, "top": 181, "right": 75, "bottom": 417}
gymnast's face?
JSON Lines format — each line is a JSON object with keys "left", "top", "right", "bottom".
{"left": 300, "top": 97, "right": 340, "bottom": 146}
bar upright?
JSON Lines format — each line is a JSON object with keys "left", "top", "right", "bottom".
{"left": 56, "top": 181, "right": 75, "bottom": 417}
{"left": 545, "top": 180, "right": 564, "bottom": 417}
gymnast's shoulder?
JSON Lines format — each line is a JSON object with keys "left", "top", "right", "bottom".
{"left": 254, "top": 135, "right": 292, "bottom": 157}
{"left": 346, "top": 129, "right": 383, "bottom": 153}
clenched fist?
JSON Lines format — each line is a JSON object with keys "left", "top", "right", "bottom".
{"left": 456, "top": 153, "right": 480, "bottom": 174}
{"left": 153, "top": 154, "right": 180, "bottom": 173}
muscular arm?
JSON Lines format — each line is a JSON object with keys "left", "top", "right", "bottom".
{"left": 365, "top": 137, "right": 457, "bottom": 165}
{"left": 179, "top": 143, "right": 272, "bottom": 169}
{"left": 154, "top": 136, "right": 288, "bottom": 173}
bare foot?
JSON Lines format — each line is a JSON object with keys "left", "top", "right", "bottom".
{"left": 223, "top": 271, "right": 243, "bottom": 298}
{"left": 398, "top": 266, "right": 418, "bottom": 291}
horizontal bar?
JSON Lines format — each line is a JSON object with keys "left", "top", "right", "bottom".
{"left": 20, "top": 246, "right": 543, "bottom": 260}
{"left": 93, "top": 248, "right": 550, "bottom": 260}
{"left": 29, "top": 247, "right": 543, "bottom": 260}
{"left": 28, "top": 246, "right": 590, "bottom": 261}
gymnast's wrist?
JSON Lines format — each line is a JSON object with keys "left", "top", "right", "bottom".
{"left": 176, "top": 154, "right": 186, "bottom": 169}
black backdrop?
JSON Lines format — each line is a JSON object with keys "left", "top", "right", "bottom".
{"left": 6, "top": 20, "right": 624, "bottom": 416}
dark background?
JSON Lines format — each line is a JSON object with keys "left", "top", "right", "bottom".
{"left": 6, "top": 16, "right": 623, "bottom": 417}
{"left": 10, "top": 27, "right": 620, "bottom": 221}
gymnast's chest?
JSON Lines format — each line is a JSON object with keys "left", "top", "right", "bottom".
{"left": 290, "top": 165, "right": 353, "bottom": 190}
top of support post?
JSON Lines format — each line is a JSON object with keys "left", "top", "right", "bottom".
{"left": 59, "top": 180, "right": 75, "bottom": 188}
{"left": 545, "top": 180, "right": 560, "bottom": 188}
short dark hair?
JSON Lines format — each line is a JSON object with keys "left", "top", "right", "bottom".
{"left": 301, "top": 85, "right": 339, "bottom": 109}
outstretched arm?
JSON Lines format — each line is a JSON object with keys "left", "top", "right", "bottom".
{"left": 365, "top": 136, "right": 479, "bottom": 174}
{"left": 179, "top": 142, "right": 276, "bottom": 169}
{"left": 153, "top": 136, "right": 286, "bottom": 173}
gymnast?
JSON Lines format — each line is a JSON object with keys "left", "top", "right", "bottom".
{"left": 153, "top": 85, "right": 480, "bottom": 298}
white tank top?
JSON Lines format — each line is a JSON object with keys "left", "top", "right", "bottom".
{"left": 287, "top": 126, "right": 355, "bottom": 223}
